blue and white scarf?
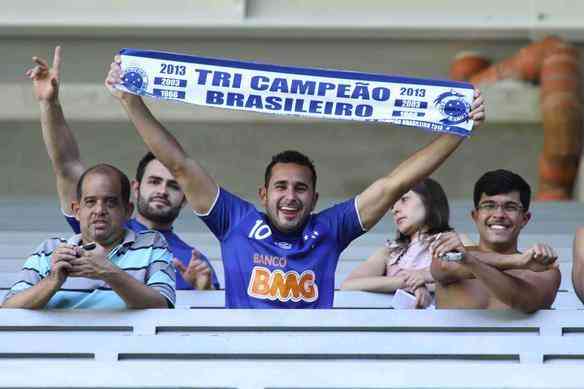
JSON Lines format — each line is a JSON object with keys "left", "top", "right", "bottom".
{"left": 116, "top": 48, "right": 475, "bottom": 136}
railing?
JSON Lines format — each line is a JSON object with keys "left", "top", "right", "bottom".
{"left": 0, "top": 309, "right": 584, "bottom": 388}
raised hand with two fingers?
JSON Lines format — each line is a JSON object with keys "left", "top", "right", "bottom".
{"left": 26, "top": 46, "right": 62, "bottom": 102}
{"left": 173, "top": 249, "right": 214, "bottom": 290}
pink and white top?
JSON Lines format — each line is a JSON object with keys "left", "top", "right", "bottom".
{"left": 385, "top": 234, "right": 435, "bottom": 277}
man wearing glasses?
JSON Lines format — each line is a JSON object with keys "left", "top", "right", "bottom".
{"left": 430, "top": 170, "right": 560, "bottom": 313}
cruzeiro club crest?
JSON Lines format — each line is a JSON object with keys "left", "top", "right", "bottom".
{"left": 433, "top": 90, "right": 470, "bottom": 125}
{"left": 122, "top": 66, "right": 148, "bottom": 94}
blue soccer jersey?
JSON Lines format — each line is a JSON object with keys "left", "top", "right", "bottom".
{"left": 198, "top": 188, "right": 366, "bottom": 308}
{"left": 65, "top": 215, "right": 220, "bottom": 290}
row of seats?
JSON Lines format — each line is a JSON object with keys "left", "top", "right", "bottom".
{"left": 1, "top": 308, "right": 584, "bottom": 388}
{"left": 1, "top": 201, "right": 584, "bottom": 387}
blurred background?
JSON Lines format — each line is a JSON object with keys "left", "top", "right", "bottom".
{"left": 1, "top": 0, "right": 583, "bottom": 210}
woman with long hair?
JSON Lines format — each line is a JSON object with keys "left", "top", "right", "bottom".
{"left": 341, "top": 178, "right": 453, "bottom": 308}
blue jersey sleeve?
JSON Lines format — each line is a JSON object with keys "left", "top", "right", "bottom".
{"left": 197, "top": 188, "right": 256, "bottom": 241}
{"left": 318, "top": 197, "right": 366, "bottom": 250}
{"left": 64, "top": 213, "right": 81, "bottom": 234}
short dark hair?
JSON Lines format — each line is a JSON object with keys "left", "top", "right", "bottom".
{"left": 264, "top": 150, "right": 317, "bottom": 189}
{"left": 396, "top": 178, "right": 452, "bottom": 243}
{"left": 135, "top": 152, "right": 157, "bottom": 182}
{"left": 76, "top": 164, "right": 131, "bottom": 207}
{"left": 473, "top": 169, "right": 531, "bottom": 210}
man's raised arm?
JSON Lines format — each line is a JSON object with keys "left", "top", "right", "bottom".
{"left": 357, "top": 90, "right": 485, "bottom": 230}
{"left": 105, "top": 58, "right": 218, "bottom": 215}
{"left": 27, "top": 46, "right": 84, "bottom": 214}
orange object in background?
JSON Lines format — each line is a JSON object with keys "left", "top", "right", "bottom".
{"left": 539, "top": 44, "right": 583, "bottom": 200}
{"left": 449, "top": 52, "right": 491, "bottom": 81}
{"left": 450, "top": 37, "right": 583, "bottom": 201}
{"left": 461, "top": 36, "right": 564, "bottom": 84}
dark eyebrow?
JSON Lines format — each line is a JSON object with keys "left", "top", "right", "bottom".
{"left": 504, "top": 202, "right": 523, "bottom": 208}
{"left": 148, "top": 175, "right": 179, "bottom": 186}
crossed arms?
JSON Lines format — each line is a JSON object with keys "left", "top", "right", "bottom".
{"left": 430, "top": 232, "right": 561, "bottom": 313}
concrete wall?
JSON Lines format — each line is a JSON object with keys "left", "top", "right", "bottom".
{"left": 1, "top": 119, "right": 542, "bottom": 200}
{"left": 3, "top": 0, "right": 583, "bottom": 200}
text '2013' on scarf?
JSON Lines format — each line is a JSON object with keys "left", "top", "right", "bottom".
{"left": 116, "top": 48, "right": 475, "bottom": 136}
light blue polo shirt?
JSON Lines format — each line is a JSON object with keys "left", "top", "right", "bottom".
{"left": 4, "top": 229, "right": 176, "bottom": 309}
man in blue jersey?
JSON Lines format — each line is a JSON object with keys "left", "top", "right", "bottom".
{"left": 26, "top": 46, "right": 218, "bottom": 291}
{"left": 3, "top": 164, "right": 175, "bottom": 309}
{"left": 106, "top": 57, "right": 485, "bottom": 308}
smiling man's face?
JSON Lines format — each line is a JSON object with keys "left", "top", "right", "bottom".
{"left": 259, "top": 162, "right": 318, "bottom": 234}
{"left": 472, "top": 191, "right": 530, "bottom": 253}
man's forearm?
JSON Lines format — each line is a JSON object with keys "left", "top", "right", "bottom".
{"left": 102, "top": 268, "right": 170, "bottom": 308}
{"left": 120, "top": 96, "right": 189, "bottom": 174}
{"left": 387, "top": 134, "right": 463, "bottom": 198}
{"left": 431, "top": 258, "right": 475, "bottom": 284}
{"left": 2, "top": 277, "right": 61, "bottom": 309}
{"left": 431, "top": 251, "right": 523, "bottom": 284}
{"left": 358, "top": 134, "right": 464, "bottom": 230}
{"left": 40, "top": 100, "right": 82, "bottom": 171}
{"left": 464, "top": 254, "right": 541, "bottom": 313}
{"left": 118, "top": 95, "right": 218, "bottom": 213}
{"left": 39, "top": 100, "right": 84, "bottom": 212}
{"left": 468, "top": 250, "right": 522, "bottom": 270}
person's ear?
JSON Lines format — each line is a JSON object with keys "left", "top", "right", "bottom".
{"left": 259, "top": 186, "right": 268, "bottom": 207}
{"left": 520, "top": 210, "right": 531, "bottom": 228}
{"left": 471, "top": 209, "right": 478, "bottom": 223}
{"left": 131, "top": 179, "right": 140, "bottom": 201}
{"left": 126, "top": 202, "right": 135, "bottom": 218}
{"left": 72, "top": 201, "right": 81, "bottom": 221}
{"left": 312, "top": 191, "right": 319, "bottom": 211}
